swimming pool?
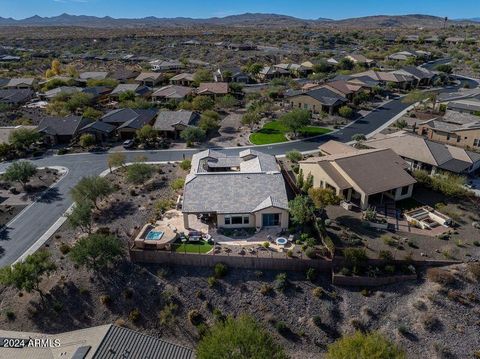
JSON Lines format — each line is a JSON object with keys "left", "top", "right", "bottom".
{"left": 146, "top": 230, "right": 164, "bottom": 241}
{"left": 276, "top": 237, "right": 287, "bottom": 245}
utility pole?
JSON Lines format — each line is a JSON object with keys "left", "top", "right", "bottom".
{"left": 443, "top": 16, "right": 448, "bottom": 30}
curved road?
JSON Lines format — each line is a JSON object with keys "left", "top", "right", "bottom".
{"left": 0, "top": 68, "right": 477, "bottom": 266}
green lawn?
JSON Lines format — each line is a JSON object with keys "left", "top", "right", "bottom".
{"left": 173, "top": 240, "right": 213, "bottom": 254}
{"left": 249, "top": 121, "right": 331, "bottom": 145}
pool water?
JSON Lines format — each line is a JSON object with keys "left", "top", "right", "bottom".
{"left": 276, "top": 237, "right": 287, "bottom": 245}
{"left": 146, "top": 230, "right": 164, "bottom": 241}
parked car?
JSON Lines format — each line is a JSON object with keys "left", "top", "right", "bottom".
{"left": 123, "top": 139, "right": 135, "bottom": 149}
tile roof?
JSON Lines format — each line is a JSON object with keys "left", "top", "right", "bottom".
{"left": 365, "top": 131, "right": 480, "bottom": 173}
{"left": 135, "top": 72, "right": 163, "bottom": 82}
{"left": 197, "top": 82, "right": 229, "bottom": 95}
{"left": 152, "top": 85, "right": 192, "bottom": 99}
{"left": 184, "top": 150, "right": 288, "bottom": 214}
{"left": 79, "top": 72, "right": 108, "bottom": 80}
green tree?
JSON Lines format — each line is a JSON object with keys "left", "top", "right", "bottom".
{"left": 288, "top": 195, "right": 316, "bottom": 226}
{"left": 119, "top": 90, "right": 136, "bottom": 102}
{"left": 65, "top": 92, "right": 93, "bottom": 113}
{"left": 79, "top": 133, "right": 96, "bottom": 148}
{"left": 67, "top": 200, "right": 93, "bottom": 233}
{"left": 312, "top": 60, "right": 333, "bottom": 73}
{"left": 241, "top": 111, "right": 262, "bottom": 129}
{"left": 0, "top": 251, "right": 56, "bottom": 305}
{"left": 9, "top": 128, "right": 41, "bottom": 150}
{"left": 308, "top": 187, "right": 341, "bottom": 209}
{"left": 83, "top": 107, "right": 102, "bottom": 120}
{"left": 193, "top": 69, "right": 213, "bottom": 85}
{"left": 197, "top": 315, "right": 287, "bottom": 359}
{"left": 279, "top": 109, "right": 310, "bottom": 138}
{"left": 338, "top": 58, "right": 354, "bottom": 70}
{"left": 435, "top": 64, "right": 453, "bottom": 74}
{"left": 192, "top": 96, "right": 215, "bottom": 112}
{"left": 70, "top": 176, "right": 113, "bottom": 210}
{"left": 199, "top": 110, "right": 221, "bottom": 132}
{"left": 402, "top": 89, "right": 429, "bottom": 107}
{"left": 302, "top": 173, "right": 314, "bottom": 193}
{"left": 179, "top": 159, "right": 191, "bottom": 171}
{"left": 126, "top": 163, "right": 154, "bottom": 184}
{"left": 107, "top": 152, "right": 126, "bottom": 173}
{"left": 0, "top": 143, "right": 13, "bottom": 161}
{"left": 338, "top": 106, "right": 353, "bottom": 119}
{"left": 343, "top": 248, "right": 368, "bottom": 275}
{"left": 216, "top": 94, "right": 238, "bottom": 109}
{"left": 4, "top": 161, "right": 37, "bottom": 190}
{"left": 351, "top": 133, "right": 366, "bottom": 145}
{"left": 136, "top": 124, "right": 157, "bottom": 144}
{"left": 180, "top": 127, "right": 206, "bottom": 146}
{"left": 286, "top": 150, "right": 303, "bottom": 163}
{"left": 244, "top": 63, "right": 263, "bottom": 76}
{"left": 326, "top": 331, "right": 405, "bottom": 359}
{"left": 69, "top": 233, "right": 122, "bottom": 271}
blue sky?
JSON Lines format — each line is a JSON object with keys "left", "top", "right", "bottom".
{"left": 1, "top": 0, "right": 479, "bottom": 20}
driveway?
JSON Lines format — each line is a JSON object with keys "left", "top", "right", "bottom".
{"left": 0, "top": 69, "right": 477, "bottom": 267}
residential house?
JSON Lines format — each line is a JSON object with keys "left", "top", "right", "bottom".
{"left": 169, "top": 73, "right": 195, "bottom": 87}
{"left": 416, "top": 110, "right": 480, "bottom": 149}
{"left": 151, "top": 85, "right": 193, "bottom": 103}
{"left": 258, "top": 66, "right": 290, "bottom": 81}
{"left": 81, "top": 86, "right": 113, "bottom": 105}
{"left": 182, "top": 149, "right": 290, "bottom": 230}
{"left": 5, "top": 78, "right": 37, "bottom": 89}
{"left": 393, "top": 66, "right": 436, "bottom": 87}
{"left": 345, "top": 54, "right": 375, "bottom": 67}
{"left": 445, "top": 37, "right": 465, "bottom": 45}
{"left": 110, "top": 83, "right": 151, "bottom": 99}
{"left": 36, "top": 116, "right": 91, "bottom": 144}
{"left": 0, "top": 78, "right": 9, "bottom": 88}
{"left": 349, "top": 70, "right": 415, "bottom": 89}
{"left": 286, "top": 86, "right": 348, "bottom": 114}
{"left": 135, "top": 72, "right": 164, "bottom": 88}
{"left": 153, "top": 110, "right": 198, "bottom": 138}
{"left": 323, "top": 80, "right": 366, "bottom": 101}
{"left": 109, "top": 68, "right": 140, "bottom": 83}
{"left": 40, "top": 86, "right": 82, "bottom": 101}
{"left": 364, "top": 131, "right": 480, "bottom": 174}
{"left": 0, "top": 89, "right": 34, "bottom": 105}
{"left": 77, "top": 121, "right": 116, "bottom": 142}
{"left": 274, "top": 63, "right": 312, "bottom": 78}
{"left": 197, "top": 82, "right": 229, "bottom": 98}
{"left": 446, "top": 98, "right": 480, "bottom": 114}
{"left": 300, "top": 141, "right": 416, "bottom": 209}
{"left": 101, "top": 108, "right": 157, "bottom": 139}
{"left": 213, "top": 67, "right": 251, "bottom": 83}
{"left": 79, "top": 72, "right": 109, "bottom": 81}
{"left": 150, "top": 59, "right": 183, "bottom": 72}
{"left": 0, "top": 325, "right": 194, "bottom": 359}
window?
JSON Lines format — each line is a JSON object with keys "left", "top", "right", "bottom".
{"left": 401, "top": 185, "right": 409, "bottom": 196}
{"left": 456, "top": 136, "right": 460, "bottom": 143}
{"left": 224, "top": 215, "right": 249, "bottom": 226}
{"left": 262, "top": 213, "right": 280, "bottom": 227}
{"left": 446, "top": 134, "right": 450, "bottom": 141}
{"left": 474, "top": 139, "right": 480, "bottom": 147}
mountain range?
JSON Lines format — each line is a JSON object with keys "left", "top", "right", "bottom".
{"left": 0, "top": 13, "right": 478, "bottom": 29}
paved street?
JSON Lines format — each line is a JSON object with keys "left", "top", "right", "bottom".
{"left": 0, "top": 69, "right": 477, "bottom": 267}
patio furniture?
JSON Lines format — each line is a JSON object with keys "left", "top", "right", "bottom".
{"left": 287, "top": 234, "right": 294, "bottom": 243}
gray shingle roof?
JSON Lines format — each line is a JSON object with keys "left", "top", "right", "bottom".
{"left": 304, "top": 87, "right": 347, "bottom": 106}
{"left": 37, "top": 116, "right": 91, "bottom": 136}
{"left": 102, "top": 108, "right": 157, "bottom": 130}
{"left": 0, "top": 89, "right": 33, "bottom": 104}
{"left": 93, "top": 325, "right": 194, "bottom": 359}
{"left": 153, "top": 110, "right": 197, "bottom": 132}
{"left": 183, "top": 172, "right": 288, "bottom": 214}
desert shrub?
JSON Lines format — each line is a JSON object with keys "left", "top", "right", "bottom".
{"left": 129, "top": 308, "right": 141, "bottom": 322}
{"left": 52, "top": 301, "right": 63, "bottom": 312}
{"left": 207, "top": 276, "right": 217, "bottom": 288}
{"left": 124, "top": 288, "right": 133, "bottom": 299}
{"left": 422, "top": 313, "right": 441, "bottom": 332}
{"left": 214, "top": 263, "right": 228, "bottom": 278}
{"left": 378, "top": 250, "right": 393, "bottom": 262}
{"left": 197, "top": 315, "right": 286, "bottom": 359}
{"left": 312, "top": 315, "right": 322, "bottom": 327}
{"left": 171, "top": 178, "right": 185, "bottom": 191}
{"left": 397, "top": 324, "right": 409, "bottom": 336}
{"left": 384, "top": 265, "right": 395, "bottom": 274}
{"left": 159, "top": 302, "right": 178, "bottom": 326}
{"left": 188, "top": 309, "right": 203, "bottom": 326}
{"left": 306, "top": 268, "right": 317, "bottom": 282}
{"left": 275, "top": 273, "right": 288, "bottom": 292}
{"left": 343, "top": 247, "right": 368, "bottom": 275}
{"left": 180, "top": 159, "right": 191, "bottom": 171}
{"left": 5, "top": 310, "right": 15, "bottom": 321}
{"left": 274, "top": 321, "right": 289, "bottom": 336}
{"left": 305, "top": 247, "right": 316, "bottom": 259}
{"left": 115, "top": 319, "right": 126, "bottom": 327}
{"left": 381, "top": 235, "right": 396, "bottom": 247}
{"left": 126, "top": 163, "right": 154, "bottom": 184}
{"left": 312, "top": 287, "right": 324, "bottom": 298}
{"left": 260, "top": 284, "right": 273, "bottom": 296}
{"left": 212, "top": 308, "right": 225, "bottom": 322}
{"left": 326, "top": 331, "right": 405, "bottom": 359}
{"left": 286, "top": 150, "right": 303, "bottom": 163}
{"left": 59, "top": 243, "right": 71, "bottom": 255}
{"left": 426, "top": 268, "right": 456, "bottom": 286}
{"left": 468, "top": 263, "right": 480, "bottom": 281}
{"left": 100, "top": 295, "right": 111, "bottom": 305}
